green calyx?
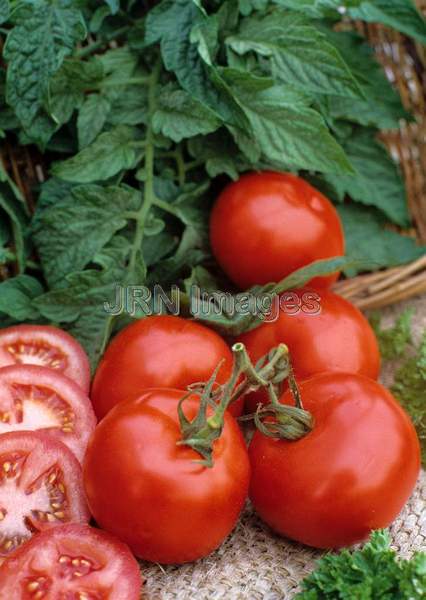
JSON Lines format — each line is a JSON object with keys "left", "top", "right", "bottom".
{"left": 178, "top": 342, "right": 313, "bottom": 467}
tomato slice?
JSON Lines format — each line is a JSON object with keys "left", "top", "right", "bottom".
{"left": 0, "top": 365, "right": 96, "bottom": 462}
{"left": 0, "top": 326, "right": 91, "bottom": 393}
{"left": 0, "top": 431, "right": 90, "bottom": 561}
{"left": 0, "top": 523, "right": 143, "bottom": 599}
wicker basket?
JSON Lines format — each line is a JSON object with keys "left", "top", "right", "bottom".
{"left": 333, "top": 5, "right": 426, "bottom": 309}
{"left": 1, "top": 10, "right": 425, "bottom": 309}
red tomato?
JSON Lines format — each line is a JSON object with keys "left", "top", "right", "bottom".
{"left": 84, "top": 388, "right": 250, "bottom": 564}
{"left": 249, "top": 373, "right": 420, "bottom": 549}
{"left": 0, "top": 523, "right": 142, "bottom": 599}
{"left": 210, "top": 171, "right": 345, "bottom": 290}
{"left": 0, "top": 365, "right": 96, "bottom": 462}
{"left": 91, "top": 315, "right": 243, "bottom": 420}
{"left": 239, "top": 288, "right": 380, "bottom": 413}
{"left": 0, "top": 325, "right": 90, "bottom": 393}
{"left": 0, "top": 431, "right": 90, "bottom": 560}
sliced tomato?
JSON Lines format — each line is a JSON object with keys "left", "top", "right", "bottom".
{"left": 0, "top": 523, "right": 142, "bottom": 599}
{"left": 0, "top": 365, "right": 96, "bottom": 462}
{"left": 0, "top": 325, "right": 91, "bottom": 393}
{"left": 0, "top": 431, "right": 90, "bottom": 561}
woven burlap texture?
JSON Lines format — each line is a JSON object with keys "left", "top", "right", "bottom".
{"left": 141, "top": 296, "right": 426, "bottom": 600}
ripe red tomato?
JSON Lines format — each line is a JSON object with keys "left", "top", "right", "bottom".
{"left": 239, "top": 288, "right": 380, "bottom": 413}
{"left": 210, "top": 171, "right": 345, "bottom": 290}
{"left": 84, "top": 389, "right": 250, "bottom": 564}
{"left": 0, "top": 365, "right": 96, "bottom": 462}
{"left": 0, "top": 523, "right": 142, "bottom": 599}
{"left": 0, "top": 325, "right": 90, "bottom": 392}
{"left": 91, "top": 315, "right": 243, "bottom": 420}
{"left": 249, "top": 373, "right": 420, "bottom": 549}
{"left": 0, "top": 431, "right": 90, "bottom": 560}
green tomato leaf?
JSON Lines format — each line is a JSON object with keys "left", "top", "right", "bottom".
{"left": 153, "top": 84, "right": 221, "bottom": 142}
{"left": 337, "top": 204, "right": 425, "bottom": 276}
{"left": 77, "top": 94, "right": 111, "bottom": 149}
{"left": 32, "top": 184, "right": 140, "bottom": 287}
{"left": 318, "top": 29, "right": 410, "bottom": 130}
{"left": 4, "top": 0, "right": 86, "bottom": 142}
{"left": 223, "top": 69, "right": 352, "bottom": 174}
{"left": 52, "top": 126, "right": 140, "bottom": 183}
{"left": 0, "top": 275, "right": 43, "bottom": 321}
{"left": 349, "top": 0, "right": 426, "bottom": 45}
{"left": 322, "top": 129, "right": 410, "bottom": 226}
{"left": 0, "top": 0, "right": 10, "bottom": 24}
{"left": 0, "top": 183, "right": 29, "bottom": 272}
{"left": 227, "top": 11, "right": 362, "bottom": 98}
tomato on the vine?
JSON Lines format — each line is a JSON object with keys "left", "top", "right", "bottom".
{"left": 0, "top": 431, "right": 90, "bottom": 560}
{"left": 0, "top": 524, "right": 142, "bottom": 599}
{"left": 249, "top": 373, "right": 420, "bottom": 549}
{"left": 0, "top": 365, "right": 96, "bottom": 462}
{"left": 84, "top": 388, "right": 250, "bottom": 564}
{"left": 91, "top": 315, "right": 243, "bottom": 420}
{"left": 239, "top": 288, "right": 380, "bottom": 413}
{"left": 0, "top": 325, "right": 90, "bottom": 393}
{"left": 210, "top": 172, "right": 345, "bottom": 290}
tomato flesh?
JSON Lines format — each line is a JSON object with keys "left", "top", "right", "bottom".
{"left": 91, "top": 315, "right": 243, "bottom": 420}
{"left": 239, "top": 288, "right": 381, "bottom": 412}
{"left": 249, "top": 373, "right": 421, "bottom": 549}
{"left": 0, "top": 365, "right": 96, "bottom": 462}
{"left": 0, "top": 325, "right": 91, "bottom": 393}
{"left": 84, "top": 388, "right": 250, "bottom": 564}
{"left": 0, "top": 524, "right": 142, "bottom": 599}
{"left": 0, "top": 431, "right": 89, "bottom": 560}
{"left": 210, "top": 171, "right": 345, "bottom": 290}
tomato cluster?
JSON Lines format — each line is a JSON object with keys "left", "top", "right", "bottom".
{"left": 0, "top": 172, "right": 420, "bottom": 597}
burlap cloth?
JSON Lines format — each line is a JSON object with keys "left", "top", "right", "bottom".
{"left": 141, "top": 296, "right": 426, "bottom": 599}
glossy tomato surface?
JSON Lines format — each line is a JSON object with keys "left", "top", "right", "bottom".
{"left": 0, "top": 365, "right": 96, "bottom": 462}
{"left": 0, "top": 524, "right": 142, "bottom": 599}
{"left": 210, "top": 172, "right": 344, "bottom": 290}
{"left": 84, "top": 389, "right": 250, "bottom": 564}
{"left": 0, "top": 325, "right": 90, "bottom": 392}
{"left": 249, "top": 373, "right": 420, "bottom": 549}
{"left": 0, "top": 431, "right": 89, "bottom": 560}
{"left": 239, "top": 289, "right": 381, "bottom": 412}
{"left": 91, "top": 315, "right": 243, "bottom": 420}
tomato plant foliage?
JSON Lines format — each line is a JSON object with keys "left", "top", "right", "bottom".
{"left": 0, "top": 0, "right": 425, "bottom": 367}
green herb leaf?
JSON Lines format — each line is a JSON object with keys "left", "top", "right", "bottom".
{"left": 349, "top": 0, "right": 426, "bottom": 44}
{"left": 227, "top": 11, "right": 362, "bottom": 98}
{"left": 392, "top": 334, "right": 426, "bottom": 465}
{"left": 338, "top": 204, "right": 425, "bottom": 276}
{"left": 4, "top": 0, "right": 86, "bottom": 143}
{"left": 296, "top": 529, "right": 426, "bottom": 599}
{"left": 370, "top": 309, "right": 413, "bottom": 360}
{"left": 52, "top": 126, "right": 140, "bottom": 183}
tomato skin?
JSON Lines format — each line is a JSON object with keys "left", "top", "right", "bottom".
{"left": 210, "top": 172, "right": 344, "bottom": 290}
{"left": 84, "top": 388, "right": 250, "bottom": 564}
{"left": 91, "top": 315, "right": 243, "bottom": 420}
{"left": 239, "top": 289, "right": 380, "bottom": 413}
{"left": 0, "top": 325, "right": 90, "bottom": 392}
{"left": 249, "top": 373, "right": 420, "bottom": 549}
{"left": 0, "top": 524, "right": 142, "bottom": 599}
